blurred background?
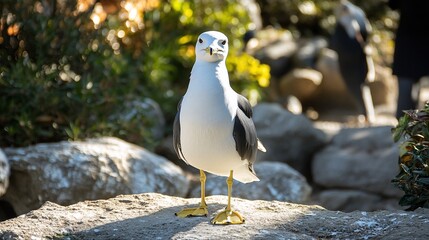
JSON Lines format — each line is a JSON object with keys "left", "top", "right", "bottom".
{"left": 1, "top": 0, "right": 416, "bottom": 222}
{"left": 0, "top": 0, "right": 399, "bottom": 148}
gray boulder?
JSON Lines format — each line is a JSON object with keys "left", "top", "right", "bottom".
{"left": 312, "top": 189, "right": 402, "bottom": 212}
{"left": 253, "top": 103, "right": 328, "bottom": 177}
{"left": 312, "top": 126, "right": 402, "bottom": 197}
{"left": 278, "top": 68, "right": 323, "bottom": 102}
{"left": 1, "top": 137, "right": 189, "bottom": 215}
{"left": 190, "top": 162, "right": 312, "bottom": 203}
{"left": 1, "top": 193, "right": 428, "bottom": 239}
{"left": 292, "top": 37, "right": 328, "bottom": 69}
{"left": 311, "top": 48, "right": 358, "bottom": 111}
{"left": 252, "top": 31, "right": 297, "bottom": 78}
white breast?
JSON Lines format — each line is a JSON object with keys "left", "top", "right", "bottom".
{"left": 179, "top": 61, "right": 243, "bottom": 177}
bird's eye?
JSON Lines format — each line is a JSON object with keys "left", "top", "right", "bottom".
{"left": 199, "top": 38, "right": 203, "bottom": 43}
{"left": 221, "top": 40, "right": 226, "bottom": 45}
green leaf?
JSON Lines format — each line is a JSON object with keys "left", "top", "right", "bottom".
{"left": 399, "top": 194, "right": 418, "bottom": 206}
{"left": 400, "top": 164, "right": 412, "bottom": 176}
{"left": 392, "top": 115, "right": 410, "bottom": 142}
{"left": 65, "top": 123, "right": 80, "bottom": 141}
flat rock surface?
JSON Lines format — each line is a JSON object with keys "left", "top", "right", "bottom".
{"left": 1, "top": 193, "right": 428, "bottom": 239}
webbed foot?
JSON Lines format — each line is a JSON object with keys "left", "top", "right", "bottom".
{"left": 175, "top": 205, "right": 208, "bottom": 218}
{"left": 211, "top": 208, "right": 245, "bottom": 225}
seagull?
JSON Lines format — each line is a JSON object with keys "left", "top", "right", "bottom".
{"left": 173, "top": 31, "right": 266, "bottom": 225}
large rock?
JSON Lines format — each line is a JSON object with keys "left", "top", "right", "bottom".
{"left": 279, "top": 68, "right": 323, "bottom": 102}
{"left": 189, "top": 162, "right": 312, "bottom": 203}
{"left": 368, "top": 65, "right": 397, "bottom": 115}
{"left": 253, "top": 103, "right": 328, "bottom": 177}
{"left": 1, "top": 137, "right": 189, "bottom": 216}
{"left": 312, "top": 189, "right": 402, "bottom": 212}
{"left": 0, "top": 150, "right": 9, "bottom": 197}
{"left": 312, "top": 126, "right": 402, "bottom": 197}
{"left": 1, "top": 193, "right": 428, "bottom": 239}
{"left": 252, "top": 31, "right": 297, "bottom": 78}
{"left": 310, "top": 48, "right": 357, "bottom": 111}
{"left": 292, "top": 37, "right": 328, "bottom": 69}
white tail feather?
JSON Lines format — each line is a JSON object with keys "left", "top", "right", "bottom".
{"left": 257, "top": 139, "right": 266, "bottom": 152}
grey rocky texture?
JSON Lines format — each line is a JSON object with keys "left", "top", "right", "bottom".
{"left": 312, "top": 189, "right": 403, "bottom": 212}
{"left": 1, "top": 193, "right": 428, "bottom": 239}
{"left": 253, "top": 103, "right": 328, "bottom": 177}
{"left": 292, "top": 37, "right": 328, "bottom": 69}
{"left": 310, "top": 126, "right": 404, "bottom": 212}
{"left": 189, "top": 162, "right": 312, "bottom": 203}
{"left": 312, "top": 126, "right": 401, "bottom": 198}
{"left": 368, "top": 65, "right": 398, "bottom": 115}
{"left": 0, "top": 150, "right": 9, "bottom": 197}
{"left": 311, "top": 48, "right": 358, "bottom": 111}
{"left": 252, "top": 30, "right": 297, "bottom": 79}
{"left": 1, "top": 137, "right": 189, "bottom": 216}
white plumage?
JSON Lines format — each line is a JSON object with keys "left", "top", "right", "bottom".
{"left": 174, "top": 31, "right": 262, "bottom": 183}
{"left": 180, "top": 32, "right": 258, "bottom": 183}
{"left": 173, "top": 31, "right": 265, "bottom": 224}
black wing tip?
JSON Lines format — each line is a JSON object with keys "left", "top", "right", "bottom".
{"left": 233, "top": 109, "right": 258, "bottom": 163}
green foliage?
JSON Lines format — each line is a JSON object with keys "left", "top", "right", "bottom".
{"left": 0, "top": 0, "right": 270, "bottom": 148}
{"left": 254, "top": 0, "right": 396, "bottom": 67}
{"left": 1, "top": 0, "right": 147, "bottom": 147}
{"left": 146, "top": 0, "right": 271, "bottom": 104}
{"left": 391, "top": 103, "right": 429, "bottom": 210}
{"left": 256, "top": 0, "right": 393, "bottom": 37}
{"left": 256, "top": 0, "right": 331, "bottom": 37}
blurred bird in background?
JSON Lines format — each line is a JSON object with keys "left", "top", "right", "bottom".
{"left": 330, "top": 0, "right": 376, "bottom": 123}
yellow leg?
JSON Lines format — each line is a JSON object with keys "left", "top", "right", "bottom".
{"left": 175, "top": 169, "right": 208, "bottom": 218}
{"left": 211, "top": 170, "right": 245, "bottom": 225}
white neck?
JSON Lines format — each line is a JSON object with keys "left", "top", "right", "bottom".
{"left": 182, "top": 59, "right": 237, "bottom": 124}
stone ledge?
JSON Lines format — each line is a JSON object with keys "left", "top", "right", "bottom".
{"left": 1, "top": 193, "right": 428, "bottom": 239}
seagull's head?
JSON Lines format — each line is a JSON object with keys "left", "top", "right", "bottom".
{"left": 335, "top": 0, "right": 362, "bottom": 39}
{"left": 195, "top": 31, "right": 229, "bottom": 63}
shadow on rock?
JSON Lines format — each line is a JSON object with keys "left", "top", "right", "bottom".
{"left": 70, "top": 203, "right": 224, "bottom": 239}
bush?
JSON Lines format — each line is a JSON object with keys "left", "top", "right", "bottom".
{"left": 0, "top": 0, "right": 270, "bottom": 148}
{"left": 392, "top": 103, "right": 429, "bottom": 210}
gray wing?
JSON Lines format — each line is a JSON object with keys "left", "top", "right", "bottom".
{"left": 173, "top": 98, "right": 187, "bottom": 162}
{"left": 233, "top": 94, "right": 258, "bottom": 164}
{"left": 237, "top": 94, "right": 253, "bottom": 118}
